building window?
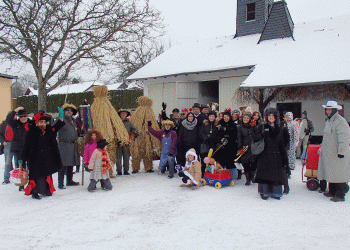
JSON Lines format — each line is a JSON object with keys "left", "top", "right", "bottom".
{"left": 247, "top": 3, "right": 256, "bottom": 21}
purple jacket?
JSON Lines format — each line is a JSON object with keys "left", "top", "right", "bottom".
{"left": 148, "top": 126, "right": 177, "bottom": 155}
{"left": 84, "top": 140, "right": 97, "bottom": 164}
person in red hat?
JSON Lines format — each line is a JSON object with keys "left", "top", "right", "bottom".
{"left": 19, "top": 111, "right": 65, "bottom": 199}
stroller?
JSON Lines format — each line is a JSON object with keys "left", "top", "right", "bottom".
{"left": 301, "top": 144, "right": 321, "bottom": 191}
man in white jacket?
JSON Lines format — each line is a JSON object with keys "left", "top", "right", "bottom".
{"left": 318, "top": 101, "right": 350, "bottom": 202}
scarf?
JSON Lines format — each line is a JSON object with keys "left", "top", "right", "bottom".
{"left": 185, "top": 159, "right": 195, "bottom": 169}
{"left": 98, "top": 149, "right": 111, "bottom": 174}
{"left": 181, "top": 118, "right": 197, "bottom": 130}
{"left": 38, "top": 125, "right": 46, "bottom": 135}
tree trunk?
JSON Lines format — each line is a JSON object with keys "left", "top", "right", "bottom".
{"left": 38, "top": 82, "right": 47, "bottom": 112}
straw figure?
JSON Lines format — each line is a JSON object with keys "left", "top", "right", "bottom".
{"left": 91, "top": 85, "right": 129, "bottom": 177}
{"left": 130, "top": 96, "right": 161, "bottom": 173}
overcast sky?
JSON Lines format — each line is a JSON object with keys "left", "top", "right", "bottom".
{"left": 150, "top": 0, "right": 350, "bottom": 45}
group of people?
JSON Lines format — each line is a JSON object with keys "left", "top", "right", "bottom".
{"left": 1, "top": 99, "right": 349, "bottom": 202}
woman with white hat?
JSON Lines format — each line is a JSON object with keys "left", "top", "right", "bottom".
{"left": 318, "top": 101, "right": 350, "bottom": 202}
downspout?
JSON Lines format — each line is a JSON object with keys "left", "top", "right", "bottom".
{"left": 10, "top": 76, "right": 18, "bottom": 110}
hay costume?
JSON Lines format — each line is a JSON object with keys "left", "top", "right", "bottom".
{"left": 19, "top": 112, "right": 65, "bottom": 199}
{"left": 148, "top": 120, "right": 177, "bottom": 178}
{"left": 91, "top": 86, "right": 129, "bottom": 177}
{"left": 87, "top": 139, "right": 113, "bottom": 192}
{"left": 130, "top": 96, "right": 161, "bottom": 173}
{"left": 178, "top": 149, "right": 202, "bottom": 189}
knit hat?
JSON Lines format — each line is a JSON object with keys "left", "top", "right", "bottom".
{"left": 97, "top": 139, "right": 109, "bottom": 149}
{"left": 172, "top": 108, "right": 180, "bottom": 113}
{"left": 242, "top": 112, "right": 252, "bottom": 120}
{"left": 302, "top": 111, "right": 307, "bottom": 117}
{"left": 232, "top": 109, "right": 241, "bottom": 115}
{"left": 118, "top": 108, "right": 131, "bottom": 117}
{"left": 185, "top": 148, "right": 198, "bottom": 161}
{"left": 62, "top": 103, "right": 78, "bottom": 115}
{"left": 192, "top": 103, "right": 201, "bottom": 109}
{"left": 245, "top": 107, "right": 252, "bottom": 114}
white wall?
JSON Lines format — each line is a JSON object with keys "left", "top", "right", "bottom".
{"left": 269, "top": 99, "right": 350, "bottom": 136}
{"left": 219, "top": 75, "right": 258, "bottom": 112}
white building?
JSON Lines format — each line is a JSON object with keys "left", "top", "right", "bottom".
{"left": 127, "top": 0, "right": 350, "bottom": 136}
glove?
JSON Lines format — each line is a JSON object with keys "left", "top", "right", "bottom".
{"left": 305, "top": 128, "right": 310, "bottom": 135}
{"left": 162, "top": 102, "right": 167, "bottom": 111}
{"left": 338, "top": 154, "right": 344, "bottom": 159}
{"left": 18, "top": 160, "right": 23, "bottom": 164}
{"left": 58, "top": 107, "right": 64, "bottom": 119}
{"left": 238, "top": 149, "right": 245, "bottom": 155}
{"left": 148, "top": 121, "right": 152, "bottom": 126}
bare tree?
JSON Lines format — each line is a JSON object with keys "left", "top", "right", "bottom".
{"left": 0, "top": 0, "right": 164, "bottom": 110}
{"left": 116, "top": 37, "right": 165, "bottom": 82}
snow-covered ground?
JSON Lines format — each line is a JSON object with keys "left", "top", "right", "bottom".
{"left": 0, "top": 155, "right": 349, "bottom": 250}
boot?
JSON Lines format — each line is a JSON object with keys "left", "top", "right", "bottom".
{"left": 250, "top": 171, "right": 256, "bottom": 183}
{"left": 245, "top": 172, "right": 251, "bottom": 186}
{"left": 330, "top": 196, "right": 345, "bottom": 202}
{"left": 66, "top": 166, "right": 79, "bottom": 186}
{"left": 32, "top": 193, "right": 42, "bottom": 200}
{"left": 237, "top": 170, "right": 242, "bottom": 180}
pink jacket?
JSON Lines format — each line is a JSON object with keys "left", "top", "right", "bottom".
{"left": 84, "top": 140, "right": 97, "bottom": 164}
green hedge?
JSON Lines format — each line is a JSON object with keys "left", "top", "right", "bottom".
{"left": 17, "top": 89, "right": 143, "bottom": 113}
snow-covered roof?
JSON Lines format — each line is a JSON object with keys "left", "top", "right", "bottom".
{"left": 106, "top": 82, "right": 123, "bottom": 90}
{"left": 27, "top": 87, "right": 38, "bottom": 95}
{"left": 127, "top": 15, "right": 350, "bottom": 88}
{"left": 47, "top": 81, "right": 104, "bottom": 95}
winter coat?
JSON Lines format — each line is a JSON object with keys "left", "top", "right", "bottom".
{"left": 237, "top": 123, "right": 255, "bottom": 164}
{"left": 84, "top": 140, "right": 97, "bottom": 164}
{"left": 188, "top": 161, "right": 202, "bottom": 184}
{"left": 177, "top": 120, "right": 200, "bottom": 165}
{"left": 253, "top": 124, "right": 289, "bottom": 185}
{"left": 19, "top": 120, "right": 65, "bottom": 180}
{"left": 216, "top": 119, "right": 237, "bottom": 169}
{"left": 6, "top": 111, "right": 29, "bottom": 152}
{"left": 199, "top": 119, "right": 220, "bottom": 152}
{"left": 318, "top": 112, "right": 350, "bottom": 183}
{"left": 88, "top": 149, "right": 111, "bottom": 180}
{"left": 58, "top": 116, "right": 80, "bottom": 166}
{"left": 193, "top": 113, "right": 208, "bottom": 127}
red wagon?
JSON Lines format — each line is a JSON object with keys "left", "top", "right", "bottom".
{"left": 302, "top": 144, "right": 321, "bottom": 191}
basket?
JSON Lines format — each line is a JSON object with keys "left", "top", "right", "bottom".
{"left": 9, "top": 164, "right": 28, "bottom": 186}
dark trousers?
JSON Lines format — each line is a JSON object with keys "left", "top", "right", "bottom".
{"left": 87, "top": 179, "right": 112, "bottom": 191}
{"left": 31, "top": 176, "right": 50, "bottom": 196}
{"left": 58, "top": 166, "right": 74, "bottom": 186}
{"left": 328, "top": 183, "right": 349, "bottom": 198}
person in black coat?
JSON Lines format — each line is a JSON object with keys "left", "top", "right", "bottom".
{"left": 177, "top": 112, "right": 200, "bottom": 166}
{"left": 192, "top": 103, "right": 208, "bottom": 127}
{"left": 199, "top": 111, "right": 220, "bottom": 175}
{"left": 19, "top": 111, "right": 65, "bottom": 199}
{"left": 216, "top": 111, "right": 238, "bottom": 178}
{"left": 253, "top": 108, "right": 289, "bottom": 200}
{"left": 237, "top": 113, "right": 256, "bottom": 185}
{"left": 6, "top": 107, "right": 30, "bottom": 191}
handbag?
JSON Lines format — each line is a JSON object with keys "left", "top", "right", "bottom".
{"left": 251, "top": 138, "right": 265, "bottom": 155}
{"left": 251, "top": 125, "right": 265, "bottom": 155}
{"left": 200, "top": 137, "right": 209, "bottom": 154}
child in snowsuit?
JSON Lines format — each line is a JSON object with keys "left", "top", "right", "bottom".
{"left": 87, "top": 139, "right": 113, "bottom": 192}
{"left": 178, "top": 148, "right": 202, "bottom": 189}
